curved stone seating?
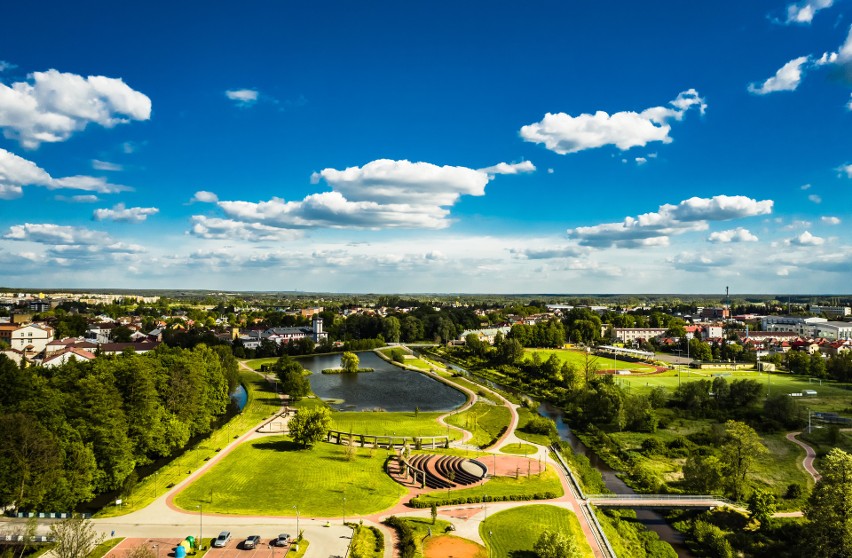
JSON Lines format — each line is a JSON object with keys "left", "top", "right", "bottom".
{"left": 398, "top": 452, "right": 487, "bottom": 489}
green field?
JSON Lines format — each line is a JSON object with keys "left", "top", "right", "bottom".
{"left": 445, "top": 402, "right": 511, "bottom": 448}
{"left": 97, "top": 370, "right": 283, "bottom": 517}
{"left": 174, "top": 436, "right": 406, "bottom": 516}
{"left": 500, "top": 443, "right": 539, "bottom": 455}
{"left": 526, "top": 348, "right": 656, "bottom": 373}
{"left": 330, "top": 411, "right": 460, "bottom": 440}
{"left": 243, "top": 357, "right": 281, "bottom": 371}
{"left": 480, "top": 505, "right": 595, "bottom": 558}
{"left": 410, "top": 467, "right": 563, "bottom": 505}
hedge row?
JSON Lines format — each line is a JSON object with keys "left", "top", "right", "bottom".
{"left": 383, "top": 516, "right": 415, "bottom": 558}
{"left": 408, "top": 491, "right": 558, "bottom": 508}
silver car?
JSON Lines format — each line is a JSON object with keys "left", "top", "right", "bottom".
{"left": 213, "top": 531, "right": 231, "bottom": 548}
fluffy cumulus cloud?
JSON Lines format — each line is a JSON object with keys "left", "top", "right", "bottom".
{"left": 189, "top": 216, "right": 303, "bottom": 241}
{"left": 519, "top": 89, "right": 705, "bottom": 155}
{"left": 204, "top": 158, "right": 534, "bottom": 234}
{"left": 784, "top": 0, "right": 834, "bottom": 24}
{"left": 225, "top": 89, "right": 259, "bottom": 107}
{"left": 93, "top": 203, "right": 159, "bottom": 223}
{"left": 821, "top": 216, "right": 842, "bottom": 225}
{"left": 789, "top": 230, "right": 825, "bottom": 245}
{"left": 569, "top": 195, "right": 773, "bottom": 248}
{"left": 4, "top": 223, "right": 104, "bottom": 245}
{"left": 0, "top": 148, "right": 130, "bottom": 199}
{"left": 0, "top": 69, "right": 151, "bottom": 148}
{"left": 191, "top": 190, "right": 219, "bottom": 203}
{"left": 748, "top": 56, "right": 810, "bottom": 94}
{"left": 707, "top": 227, "right": 759, "bottom": 243}
{"left": 509, "top": 245, "right": 587, "bottom": 259}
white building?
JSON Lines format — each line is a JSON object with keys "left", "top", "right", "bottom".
{"left": 811, "top": 305, "right": 851, "bottom": 319}
{"left": 10, "top": 323, "right": 54, "bottom": 354}
{"left": 761, "top": 316, "right": 851, "bottom": 340}
{"left": 613, "top": 328, "right": 667, "bottom": 343}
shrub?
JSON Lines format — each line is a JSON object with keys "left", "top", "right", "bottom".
{"left": 784, "top": 483, "right": 804, "bottom": 499}
{"left": 641, "top": 438, "right": 666, "bottom": 455}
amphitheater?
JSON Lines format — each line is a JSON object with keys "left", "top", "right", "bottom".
{"left": 393, "top": 452, "right": 488, "bottom": 489}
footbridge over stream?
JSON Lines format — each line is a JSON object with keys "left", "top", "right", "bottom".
{"left": 587, "top": 494, "right": 738, "bottom": 511}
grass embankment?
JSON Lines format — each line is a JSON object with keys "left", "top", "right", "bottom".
{"left": 480, "top": 505, "right": 595, "bottom": 558}
{"left": 410, "top": 467, "right": 562, "bottom": 506}
{"left": 514, "top": 407, "right": 555, "bottom": 446}
{"left": 96, "top": 371, "right": 282, "bottom": 517}
{"left": 322, "top": 368, "right": 375, "bottom": 374}
{"left": 526, "top": 348, "right": 656, "bottom": 373}
{"left": 500, "top": 443, "right": 538, "bottom": 455}
{"left": 242, "top": 357, "right": 280, "bottom": 371}
{"left": 174, "top": 436, "right": 405, "bottom": 516}
{"left": 330, "top": 411, "right": 460, "bottom": 440}
{"left": 88, "top": 538, "right": 123, "bottom": 558}
{"left": 597, "top": 508, "right": 677, "bottom": 558}
{"left": 445, "top": 402, "right": 511, "bottom": 448}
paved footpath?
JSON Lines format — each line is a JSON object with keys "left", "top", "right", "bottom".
{"left": 786, "top": 431, "right": 821, "bottom": 483}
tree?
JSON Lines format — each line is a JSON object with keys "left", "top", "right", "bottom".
{"left": 288, "top": 407, "right": 332, "bottom": 448}
{"left": 805, "top": 448, "right": 852, "bottom": 558}
{"left": 274, "top": 357, "right": 311, "bottom": 399}
{"left": 50, "top": 517, "right": 105, "bottom": 558}
{"left": 720, "top": 420, "right": 767, "bottom": 501}
{"left": 533, "top": 529, "right": 579, "bottom": 558}
{"left": 682, "top": 454, "right": 724, "bottom": 493}
{"left": 383, "top": 317, "right": 401, "bottom": 343}
{"left": 747, "top": 488, "right": 776, "bottom": 528}
{"left": 496, "top": 338, "right": 524, "bottom": 365}
{"left": 341, "top": 352, "right": 359, "bottom": 373}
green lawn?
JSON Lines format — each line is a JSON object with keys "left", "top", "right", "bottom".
{"left": 526, "top": 348, "right": 656, "bottom": 373}
{"left": 411, "top": 467, "right": 563, "bottom": 505}
{"left": 88, "top": 538, "right": 123, "bottom": 558}
{"left": 480, "top": 505, "right": 595, "bottom": 558}
{"left": 445, "top": 402, "right": 511, "bottom": 448}
{"left": 330, "top": 411, "right": 459, "bottom": 440}
{"left": 500, "top": 443, "right": 539, "bottom": 455}
{"left": 174, "top": 436, "right": 406, "bottom": 516}
{"left": 243, "top": 357, "right": 280, "bottom": 371}
{"left": 515, "top": 407, "right": 554, "bottom": 446}
{"left": 97, "top": 371, "right": 283, "bottom": 517}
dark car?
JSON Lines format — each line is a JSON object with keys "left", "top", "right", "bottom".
{"left": 213, "top": 532, "right": 231, "bottom": 548}
{"left": 272, "top": 534, "right": 291, "bottom": 547}
{"left": 242, "top": 536, "right": 261, "bottom": 550}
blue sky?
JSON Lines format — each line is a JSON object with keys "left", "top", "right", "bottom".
{"left": 1, "top": 0, "right": 850, "bottom": 293}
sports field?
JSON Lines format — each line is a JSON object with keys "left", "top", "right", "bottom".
{"left": 525, "top": 348, "right": 657, "bottom": 372}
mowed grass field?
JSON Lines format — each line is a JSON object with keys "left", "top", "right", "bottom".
{"left": 480, "top": 505, "right": 595, "bottom": 558}
{"left": 174, "top": 436, "right": 406, "bottom": 516}
{"left": 445, "top": 401, "right": 511, "bottom": 448}
{"left": 615, "top": 368, "right": 852, "bottom": 412}
{"left": 330, "top": 411, "right": 460, "bottom": 440}
{"left": 525, "top": 348, "right": 657, "bottom": 372}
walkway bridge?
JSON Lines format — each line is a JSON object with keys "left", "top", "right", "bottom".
{"left": 587, "top": 494, "right": 737, "bottom": 510}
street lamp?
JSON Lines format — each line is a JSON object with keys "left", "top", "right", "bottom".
{"left": 293, "top": 504, "right": 300, "bottom": 538}
{"left": 196, "top": 504, "right": 203, "bottom": 550}
{"left": 342, "top": 496, "right": 347, "bottom": 525}
{"left": 483, "top": 494, "right": 488, "bottom": 521}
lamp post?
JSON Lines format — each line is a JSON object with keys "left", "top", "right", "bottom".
{"left": 153, "top": 544, "right": 159, "bottom": 558}
{"left": 293, "top": 504, "right": 300, "bottom": 538}
{"left": 197, "top": 504, "right": 203, "bottom": 550}
{"left": 483, "top": 494, "right": 488, "bottom": 521}
{"left": 342, "top": 496, "right": 347, "bottom": 525}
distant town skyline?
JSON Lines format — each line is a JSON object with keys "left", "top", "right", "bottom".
{"left": 1, "top": 1, "right": 850, "bottom": 293}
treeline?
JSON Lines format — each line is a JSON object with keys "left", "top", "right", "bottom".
{"left": 0, "top": 345, "right": 239, "bottom": 512}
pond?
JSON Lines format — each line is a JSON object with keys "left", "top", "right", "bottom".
{"left": 297, "top": 351, "right": 466, "bottom": 412}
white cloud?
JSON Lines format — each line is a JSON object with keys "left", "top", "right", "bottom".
{"left": 635, "top": 157, "right": 647, "bottom": 165}
{"left": 92, "top": 159, "right": 123, "bottom": 171}
{"left": 191, "top": 190, "right": 219, "bottom": 203}
{"left": 821, "top": 216, "right": 842, "bottom": 225}
{"left": 708, "top": 227, "right": 759, "bottom": 243}
{"left": 54, "top": 194, "right": 100, "bottom": 203}
{"left": 478, "top": 161, "right": 536, "bottom": 176}
{"left": 4, "top": 223, "right": 103, "bottom": 245}
{"left": 789, "top": 230, "right": 825, "bottom": 245}
{"left": 784, "top": 0, "right": 834, "bottom": 24}
{"left": 225, "top": 89, "right": 259, "bottom": 107}
{"left": 93, "top": 203, "right": 159, "bottom": 223}
{"left": 801, "top": 183, "right": 811, "bottom": 190}
{"left": 837, "top": 163, "right": 852, "bottom": 178}
{"left": 0, "top": 61, "right": 16, "bottom": 73}
{"left": 0, "top": 148, "right": 130, "bottom": 198}
{"left": 211, "top": 158, "right": 531, "bottom": 231}
{"left": 0, "top": 69, "right": 151, "bottom": 148}
{"left": 509, "top": 245, "right": 587, "bottom": 259}
{"left": 748, "top": 56, "right": 810, "bottom": 95}
{"left": 808, "top": 194, "right": 822, "bottom": 204}
{"left": 668, "top": 252, "right": 734, "bottom": 272}
{"left": 188, "top": 216, "right": 303, "bottom": 241}
{"left": 520, "top": 89, "right": 705, "bottom": 154}
{"left": 569, "top": 195, "right": 773, "bottom": 248}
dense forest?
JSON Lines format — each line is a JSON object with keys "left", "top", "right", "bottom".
{"left": 0, "top": 345, "right": 239, "bottom": 512}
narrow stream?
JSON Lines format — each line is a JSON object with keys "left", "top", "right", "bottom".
{"left": 421, "top": 351, "right": 692, "bottom": 557}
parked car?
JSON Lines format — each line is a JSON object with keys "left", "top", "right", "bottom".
{"left": 213, "top": 532, "right": 231, "bottom": 548}
{"left": 272, "top": 534, "right": 291, "bottom": 547}
{"left": 242, "top": 536, "right": 261, "bottom": 549}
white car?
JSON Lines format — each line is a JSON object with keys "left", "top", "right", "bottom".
{"left": 213, "top": 531, "right": 231, "bottom": 548}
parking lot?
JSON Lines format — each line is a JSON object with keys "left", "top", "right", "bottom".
{"left": 106, "top": 537, "right": 291, "bottom": 558}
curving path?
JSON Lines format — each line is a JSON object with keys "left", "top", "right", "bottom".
{"left": 786, "top": 431, "right": 822, "bottom": 483}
